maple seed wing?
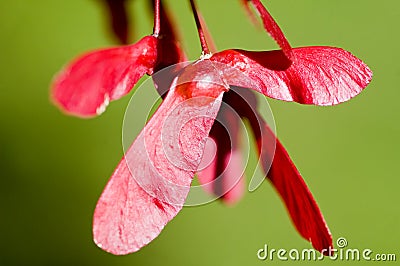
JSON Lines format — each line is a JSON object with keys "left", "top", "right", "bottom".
{"left": 51, "top": 35, "right": 158, "bottom": 117}
{"left": 211, "top": 47, "right": 372, "bottom": 105}
{"left": 93, "top": 82, "right": 224, "bottom": 255}
{"left": 253, "top": 115, "right": 333, "bottom": 254}
{"left": 197, "top": 108, "right": 246, "bottom": 205}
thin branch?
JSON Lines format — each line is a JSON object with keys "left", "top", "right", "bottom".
{"left": 153, "top": 0, "right": 161, "bottom": 36}
{"left": 189, "top": 0, "right": 210, "bottom": 55}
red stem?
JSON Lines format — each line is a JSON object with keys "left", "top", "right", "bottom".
{"left": 198, "top": 11, "right": 217, "bottom": 53}
{"left": 189, "top": 0, "right": 210, "bottom": 55}
{"left": 153, "top": 0, "right": 161, "bottom": 36}
{"left": 250, "top": 0, "right": 293, "bottom": 60}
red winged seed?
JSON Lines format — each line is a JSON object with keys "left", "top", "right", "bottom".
{"left": 211, "top": 47, "right": 372, "bottom": 105}
{"left": 52, "top": 36, "right": 158, "bottom": 117}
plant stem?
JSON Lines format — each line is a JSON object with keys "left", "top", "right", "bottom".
{"left": 153, "top": 0, "right": 161, "bottom": 36}
{"left": 189, "top": 0, "right": 210, "bottom": 55}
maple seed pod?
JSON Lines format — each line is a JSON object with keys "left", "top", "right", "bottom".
{"left": 176, "top": 60, "right": 229, "bottom": 100}
{"left": 175, "top": 82, "right": 227, "bottom": 101}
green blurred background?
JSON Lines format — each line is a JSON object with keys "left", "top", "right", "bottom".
{"left": 0, "top": 0, "right": 399, "bottom": 265}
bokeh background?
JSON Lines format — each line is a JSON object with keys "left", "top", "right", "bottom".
{"left": 1, "top": 0, "right": 399, "bottom": 265}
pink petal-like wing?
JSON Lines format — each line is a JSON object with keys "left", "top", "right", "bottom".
{"left": 52, "top": 35, "right": 158, "bottom": 117}
{"left": 220, "top": 150, "right": 246, "bottom": 205}
{"left": 265, "top": 127, "right": 332, "bottom": 254}
{"left": 197, "top": 109, "right": 245, "bottom": 205}
{"left": 93, "top": 61, "right": 227, "bottom": 255}
{"left": 246, "top": 111, "right": 332, "bottom": 254}
{"left": 211, "top": 47, "right": 372, "bottom": 105}
{"left": 250, "top": 0, "right": 293, "bottom": 60}
{"left": 226, "top": 88, "right": 332, "bottom": 253}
